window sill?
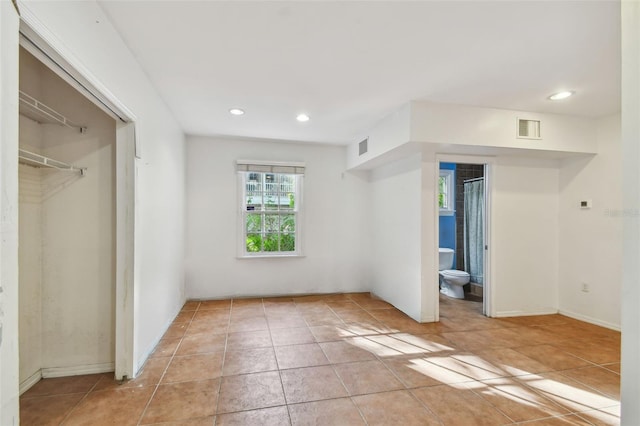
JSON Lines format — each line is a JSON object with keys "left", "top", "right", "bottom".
{"left": 237, "top": 253, "right": 305, "bottom": 260}
{"left": 439, "top": 209, "right": 455, "bottom": 217}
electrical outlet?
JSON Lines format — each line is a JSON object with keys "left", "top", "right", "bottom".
{"left": 581, "top": 283, "right": 589, "bottom": 293}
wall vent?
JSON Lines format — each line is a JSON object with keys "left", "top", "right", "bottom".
{"left": 517, "top": 118, "right": 541, "bottom": 139}
{"left": 358, "top": 138, "right": 368, "bottom": 156}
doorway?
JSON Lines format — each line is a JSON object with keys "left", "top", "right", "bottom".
{"left": 436, "top": 156, "right": 491, "bottom": 317}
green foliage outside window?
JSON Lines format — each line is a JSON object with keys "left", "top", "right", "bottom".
{"left": 244, "top": 177, "right": 297, "bottom": 254}
{"left": 438, "top": 176, "right": 446, "bottom": 208}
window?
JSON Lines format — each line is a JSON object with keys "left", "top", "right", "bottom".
{"left": 237, "top": 161, "right": 304, "bottom": 257}
{"left": 439, "top": 169, "right": 454, "bottom": 216}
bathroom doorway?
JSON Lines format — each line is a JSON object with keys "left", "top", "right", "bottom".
{"left": 436, "top": 157, "right": 491, "bottom": 317}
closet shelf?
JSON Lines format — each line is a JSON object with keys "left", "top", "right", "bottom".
{"left": 19, "top": 91, "right": 87, "bottom": 133}
{"left": 19, "top": 149, "right": 87, "bottom": 176}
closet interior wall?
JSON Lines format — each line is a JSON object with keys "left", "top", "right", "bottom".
{"left": 18, "top": 48, "right": 117, "bottom": 390}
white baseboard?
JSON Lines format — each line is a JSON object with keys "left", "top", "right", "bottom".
{"left": 20, "top": 370, "right": 43, "bottom": 395}
{"left": 41, "top": 362, "right": 114, "bottom": 379}
{"left": 494, "top": 309, "right": 558, "bottom": 318}
{"left": 558, "top": 309, "right": 621, "bottom": 331}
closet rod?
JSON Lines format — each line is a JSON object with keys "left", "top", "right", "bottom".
{"left": 19, "top": 90, "right": 87, "bottom": 133}
{"left": 18, "top": 149, "right": 87, "bottom": 176}
{"left": 463, "top": 177, "right": 485, "bottom": 183}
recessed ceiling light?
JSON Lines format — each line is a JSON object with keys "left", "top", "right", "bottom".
{"left": 296, "top": 113, "right": 310, "bottom": 122}
{"left": 548, "top": 91, "right": 575, "bottom": 101}
{"left": 229, "top": 108, "right": 245, "bottom": 115}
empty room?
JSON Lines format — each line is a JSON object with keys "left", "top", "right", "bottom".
{"left": 1, "top": 1, "right": 639, "bottom": 425}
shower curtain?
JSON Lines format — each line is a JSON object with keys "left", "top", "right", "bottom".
{"left": 464, "top": 179, "right": 484, "bottom": 285}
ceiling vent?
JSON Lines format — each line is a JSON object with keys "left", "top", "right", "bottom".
{"left": 517, "top": 118, "right": 541, "bottom": 140}
{"left": 359, "top": 138, "right": 368, "bottom": 156}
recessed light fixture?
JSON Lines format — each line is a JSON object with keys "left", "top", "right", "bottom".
{"left": 548, "top": 91, "right": 575, "bottom": 101}
{"left": 229, "top": 108, "right": 245, "bottom": 116}
{"left": 296, "top": 113, "right": 310, "bottom": 122}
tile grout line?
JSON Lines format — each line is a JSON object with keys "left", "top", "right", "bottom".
{"left": 57, "top": 376, "right": 104, "bottom": 425}
{"left": 264, "top": 297, "right": 295, "bottom": 426}
{"left": 136, "top": 301, "right": 199, "bottom": 426}
{"left": 212, "top": 298, "right": 234, "bottom": 424}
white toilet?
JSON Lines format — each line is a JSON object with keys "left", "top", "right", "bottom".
{"left": 438, "top": 248, "right": 470, "bottom": 299}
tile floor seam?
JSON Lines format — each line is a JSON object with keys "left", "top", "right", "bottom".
{"left": 556, "top": 368, "right": 620, "bottom": 400}
{"left": 405, "top": 385, "right": 447, "bottom": 425}
{"left": 213, "top": 298, "right": 234, "bottom": 418}
{"left": 135, "top": 304, "right": 196, "bottom": 426}
{"left": 407, "top": 387, "right": 447, "bottom": 426}
{"left": 56, "top": 388, "right": 94, "bottom": 426}
{"left": 261, "top": 298, "right": 294, "bottom": 426}
{"left": 508, "top": 375, "right": 605, "bottom": 418}
{"left": 464, "top": 381, "right": 523, "bottom": 424}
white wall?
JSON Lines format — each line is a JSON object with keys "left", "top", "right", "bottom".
{"left": 559, "top": 115, "right": 622, "bottom": 329}
{"left": 18, "top": 0, "right": 187, "bottom": 373}
{"left": 621, "top": 1, "right": 640, "bottom": 423}
{"left": 369, "top": 154, "right": 423, "bottom": 320}
{"left": 0, "top": 2, "right": 21, "bottom": 423}
{"left": 347, "top": 100, "right": 599, "bottom": 170}
{"left": 410, "top": 101, "right": 598, "bottom": 154}
{"left": 346, "top": 103, "right": 411, "bottom": 169}
{"left": 185, "top": 137, "right": 369, "bottom": 299}
{"left": 18, "top": 120, "right": 43, "bottom": 388}
{"left": 491, "top": 157, "right": 560, "bottom": 317}
{"left": 420, "top": 156, "right": 438, "bottom": 322}
{"left": 17, "top": 51, "right": 44, "bottom": 385}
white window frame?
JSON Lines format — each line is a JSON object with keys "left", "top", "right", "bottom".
{"left": 439, "top": 169, "right": 455, "bottom": 216}
{"left": 237, "top": 160, "right": 305, "bottom": 258}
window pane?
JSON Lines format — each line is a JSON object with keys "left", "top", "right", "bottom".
{"left": 264, "top": 191, "right": 278, "bottom": 210}
{"left": 264, "top": 234, "right": 279, "bottom": 252}
{"left": 281, "top": 214, "right": 295, "bottom": 233}
{"left": 264, "top": 215, "right": 279, "bottom": 232}
{"left": 246, "top": 214, "right": 262, "bottom": 232}
{"left": 246, "top": 234, "right": 262, "bottom": 252}
{"left": 280, "top": 193, "right": 295, "bottom": 211}
{"left": 280, "top": 234, "right": 295, "bottom": 252}
{"left": 246, "top": 173, "right": 263, "bottom": 209}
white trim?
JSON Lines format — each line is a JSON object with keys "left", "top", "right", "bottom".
{"left": 237, "top": 254, "right": 306, "bottom": 260}
{"left": 494, "top": 309, "right": 559, "bottom": 318}
{"left": 41, "top": 363, "right": 115, "bottom": 379}
{"left": 434, "top": 154, "right": 495, "bottom": 322}
{"left": 237, "top": 159, "right": 305, "bottom": 168}
{"left": 115, "top": 122, "right": 136, "bottom": 380}
{"left": 19, "top": 370, "right": 43, "bottom": 395}
{"left": 18, "top": 5, "right": 136, "bottom": 122}
{"left": 559, "top": 309, "right": 621, "bottom": 331}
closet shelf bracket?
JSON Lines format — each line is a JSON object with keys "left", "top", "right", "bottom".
{"left": 19, "top": 90, "right": 88, "bottom": 133}
{"left": 19, "top": 149, "right": 87, "bottom": 176}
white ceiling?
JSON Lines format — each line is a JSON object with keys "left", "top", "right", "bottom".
{"left": 98, "top": 1, "right": 620, "bottom": 145}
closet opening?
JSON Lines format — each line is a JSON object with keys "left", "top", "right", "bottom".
{"left": 18, "top": 47, "right": 118, "bottom": 393}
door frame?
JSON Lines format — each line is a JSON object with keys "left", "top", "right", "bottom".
{"left": 18, "top": 10, "right": 137, "bottom": 380}
{"left": 434, "top": 154, "right": 495, "bottom": 319}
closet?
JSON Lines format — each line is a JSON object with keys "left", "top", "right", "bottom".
{"left": 18, "top": 48, "right": 117, "bottom": 392}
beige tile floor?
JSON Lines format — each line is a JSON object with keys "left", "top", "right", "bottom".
{"left": 20, "top": 293, "right": 621, "bottom": 425}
